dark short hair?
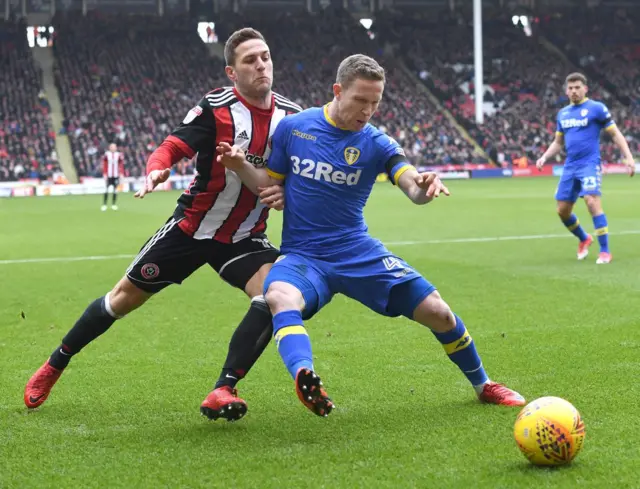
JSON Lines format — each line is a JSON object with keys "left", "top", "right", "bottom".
{"left": 565, "top": 72, "right": 587, "bottom": 86}
{"left": 224, "top": 28, "right": 266, "bottom": 66}
{"left": 336, "top": 54, "right": 386, "bottom": 88}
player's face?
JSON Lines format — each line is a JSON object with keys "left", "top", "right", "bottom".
{"left": 109, "top": 143, "right": 117, "bottom": 152}
{"left": 227, "top": 39, "right": 273, "bottom": 100}
{"left": 334, "top": 78, "right": 384, "bottom": 131}
{"left": 566, "top": 81, "right": 588, "bottom": 104}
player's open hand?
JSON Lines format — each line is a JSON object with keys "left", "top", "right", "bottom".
{"left": 624, "top": 158, "right": 635, "bottom": 177}
{"left": 134, "top": 168, "right": 171, "bottom": 199}
{"left": 535, "top": 157, "right": 546, "bottom": 171}
{"left": 216, "top": 142, "right": 246, "bottom": 171}
{"left": 414, "top": 172, "right": 450, "bottom": 200}
{"left": 258, "top": 185, "right": 285, "bottom": 211}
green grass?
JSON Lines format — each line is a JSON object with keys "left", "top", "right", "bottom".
{"left": 1, "top": 176, "right": 639, "bottom": 488}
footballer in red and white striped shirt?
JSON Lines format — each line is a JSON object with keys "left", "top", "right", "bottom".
{"left": 24, "top": 27, "right": 301, "bottom": 422}
{"left": 102, "top": 143, "right": 125, "bottom": 211}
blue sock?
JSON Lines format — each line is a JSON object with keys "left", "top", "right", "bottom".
{"left": 593, "top": 214, "right": 609, "bottom": 253}
{"left": 432, "top": 315, "right": 488, "bottom": 387}
{"left": 273, "top": 310, "right": 314, "bottom": 379}
{"left": 562, "top": 214, "right": 589, "bottom": 241}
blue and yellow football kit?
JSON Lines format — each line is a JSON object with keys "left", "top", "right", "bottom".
{"left": 555, "top": 98, "right": 615, "bottom": 253}
{"left": 264, "top": 105, "right": 435, "bottom": 320}
{"left": 264, "top": 105, "right": 493, "bottom": 394}
{"left": 555, "top": 98, "right": 615, "bottom": 202}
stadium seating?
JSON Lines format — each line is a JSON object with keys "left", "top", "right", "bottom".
{"left": 0, "top": 19, "right": 58, "bottom": 182}
{"left": 51, "top": 9, "right": 484, "bottom": 177}
{"left": 52, "top": 12, "right": 226, "bottom": 178}
{"left": 2, "top": 6, "right": 639, "bottom": 182}
{"left": 540, "top": 8, "right": 640, "bottom": 163}
{"left": 379, "top": 7, "right": 640, "bottom": 166}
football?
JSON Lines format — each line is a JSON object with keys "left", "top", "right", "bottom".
{"left": 514, "top": 396, "right": 586, "bottom": 466}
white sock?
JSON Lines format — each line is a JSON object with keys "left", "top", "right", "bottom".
{"left": 473, "top": 379, "right": 491, "bottom": 395}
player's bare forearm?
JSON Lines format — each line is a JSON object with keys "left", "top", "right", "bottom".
{"left": 542, "top": 139, "right": 563, "bottom": 161}
{"left": 234, "top": 162, "right": 281, "bottom": 195}
{"left": 397, "top": 166, "right": 449, "bottom": 205}
{"left": 608, "top": 126, "right": 636, "bottom": 176}
{"left": 611, "top": 129, "right": 634, "bottom": 161}
{"left": 217, "top": 142, "right": 283, "bottom": 193}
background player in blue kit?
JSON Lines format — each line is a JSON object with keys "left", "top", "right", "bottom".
{"left": 537, "top": 72, "right": 635, "bottom": 264}
{"left": 216, "top": 54, "right": 525, "bottom": 417}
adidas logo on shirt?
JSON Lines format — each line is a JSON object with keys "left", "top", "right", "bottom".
{"left": 237, "top": 130, "right": 249, "bottom": 140}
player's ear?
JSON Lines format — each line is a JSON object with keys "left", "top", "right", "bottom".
{"left": 225, "top": 66, "right": 237, "bottom": 84}
{"left": 333, "top": 83, "right": 342, "bottom": 100}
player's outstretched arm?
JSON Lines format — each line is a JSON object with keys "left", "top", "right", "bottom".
{"left": 396, "top": 166, "right": 450, "bottom": 205}
{"left": 216, "top": 142, "right": 283, "bottom": 194}
{"left": 606, "top": 125, "right": 636, "bottom": 177}
{"left": 536, "top": 132, "right": 564, "bottom": 170}
{"left": 134, "top": 168, "right": 171, "bottom": 198}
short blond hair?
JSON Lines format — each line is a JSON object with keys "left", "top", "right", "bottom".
{"left": 336, "top": 54, "right": 385, "bottom": 88}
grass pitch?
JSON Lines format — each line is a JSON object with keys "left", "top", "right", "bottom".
{"left": 1, "top": 176, "right": 639, "bottom": 488}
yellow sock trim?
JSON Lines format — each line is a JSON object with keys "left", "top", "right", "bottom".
{"left": 274, "top": 325, "right": 307, "bottom": 347}
{"left": 595, "top": 227, "right": 608, "bottom": 236}
{"left": 443, "top": 330, "right": 472, "bottom": 355}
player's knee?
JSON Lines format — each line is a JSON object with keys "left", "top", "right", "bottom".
{"left": 265, "top": 282, "right": 304, "bottom": 314}
{"left": 244, "top": 263, "right": 272, "bottom": 298}
{"left": 556, "top": 202, "right": 572, "bottom": 220}
{"left": 108, "top": 276, "right": 153, "bottom": 317}
{"left": 413, "top": 291, "right": 455, "bottom": 333}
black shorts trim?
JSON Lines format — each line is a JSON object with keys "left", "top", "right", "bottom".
{"left": 125, "top": 218, "right": 279, "bottom": 293}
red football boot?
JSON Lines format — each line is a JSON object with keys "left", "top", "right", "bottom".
{"left": 478, "top": 382, "right": 526, "bottom": 407}
{"left": 295, "top": 368, "right": 334, "bottom": 417}
{"left": 200, "top": 386, "right": 248, "bottom": 421}
{"left": 577, "top": 235, "right": 593, "bottom": 260}
{"left": 24, "top": 361, "right": 64, "bottom": 408}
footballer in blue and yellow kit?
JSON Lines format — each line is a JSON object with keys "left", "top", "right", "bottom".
{"left": 218, "top": 54, "right": 526, "bottom": 417}
{"left": 538, "top": 73, "right": 636, "bottom": 264}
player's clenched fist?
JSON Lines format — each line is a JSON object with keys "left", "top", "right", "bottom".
{"left": 134, "top": 168, "right": 171, "bottom": 199}
{"left": 414, "top": 172, "right": 450, "bottom": 200}
{"left": 216, "top": 142, "right": 246, "bottom": 171}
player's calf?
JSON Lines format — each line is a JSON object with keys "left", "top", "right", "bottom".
{"left": 24, "top": 278, "right": 150, "bottom": 408}
{"left": 412, "top": 292, "right": 524, "bottom": 405}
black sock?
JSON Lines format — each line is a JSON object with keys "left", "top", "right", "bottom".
{"left": 103, "top": 192, "right": 108, "bottom": 205}
{"left": 112, "top": 192, "right": 117, "bottom": 205}
{"left": 48, "top": 295, "right": 120, "bottom": 370}
{"left": 214, "top": 296, "right": 272, "bottom": 390}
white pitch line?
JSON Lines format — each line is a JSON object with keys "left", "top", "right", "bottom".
{"left": 386, "top": 229, "right": 640, "bottom": 246}
{"left": 0, "top": 254, "right": 135, "bottom": 265}
{"left": 1, "top": 230, "right": 639, "bottom": 266}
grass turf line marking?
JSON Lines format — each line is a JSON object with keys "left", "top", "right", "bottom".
{"left": 2, "top": 230, "right": 639, "bottom": 265}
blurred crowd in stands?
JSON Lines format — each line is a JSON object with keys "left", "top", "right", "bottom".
{"left": 0, "top": 19, "right": 58, "bottom": 182}
{"left": 1, "top": 5, "right": 639, "bottom": 181}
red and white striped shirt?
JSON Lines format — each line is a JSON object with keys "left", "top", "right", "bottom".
{"left": 146, "top": 87, "right": 302, "bottom": 243}
{"left": 102, "top": 151, "right": 124, "bottom": 178}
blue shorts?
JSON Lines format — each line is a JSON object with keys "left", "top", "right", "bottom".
{"left": 263, "top": 240, "right": 436, "bottom": 320}
{"left": 555, "top": 164, "right": 602, "bottom": 202}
